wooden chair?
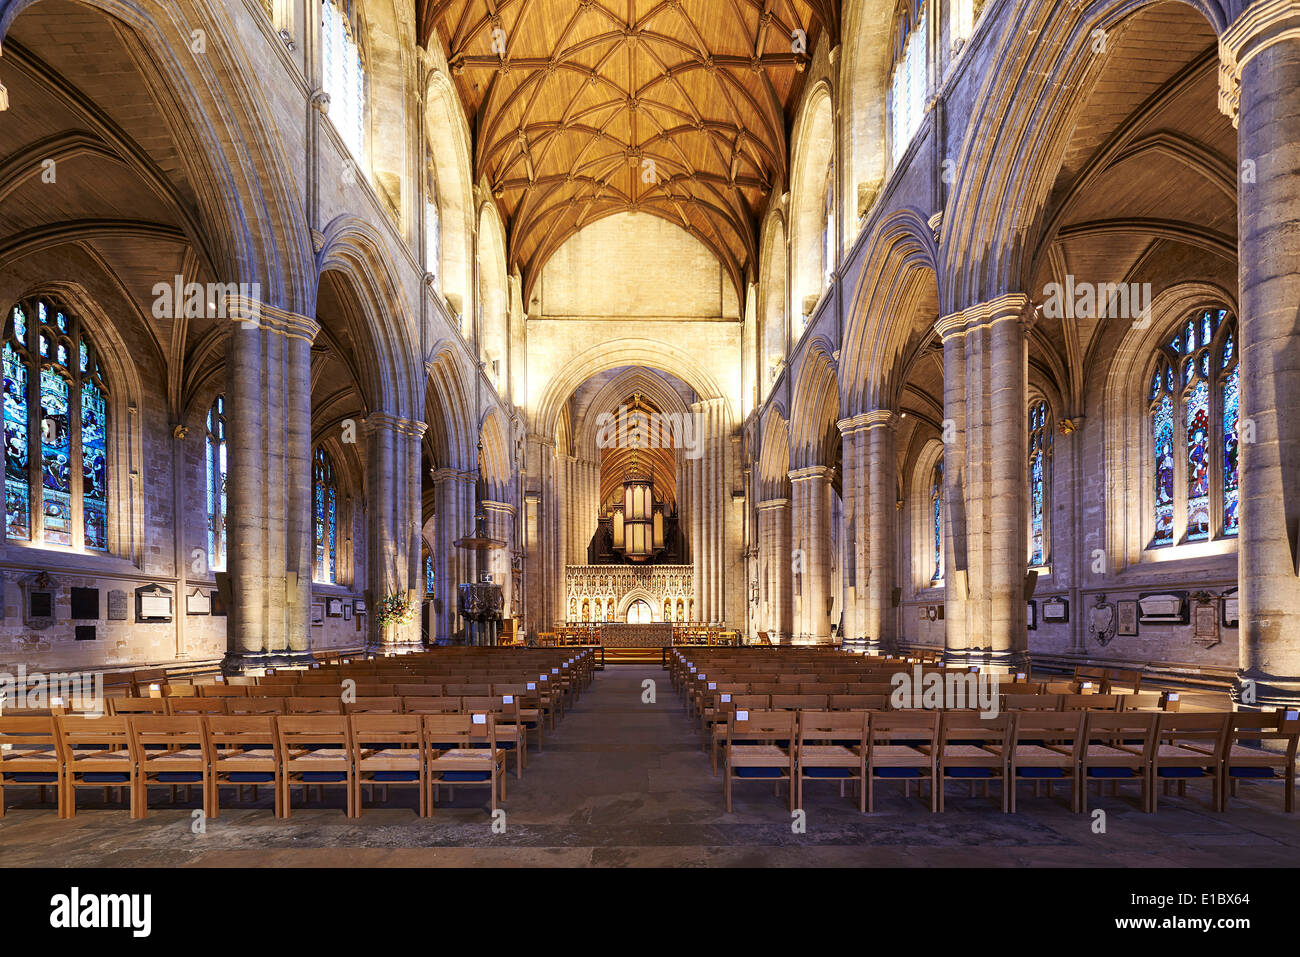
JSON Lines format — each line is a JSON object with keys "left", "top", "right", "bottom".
{"left": 829, "top": 694, "right": 887, "bottom": 711}
{"left": 935, "top": 711, "right": 1012, "bottom": 812}
{"left": 464, "top": 696, "right": 525, "bottom": 777}
{"left": 345, "top": 697, "right": 403, "bottom": 714}
{"left": 1120, "top": 693, "right": 1164, "bottom": 712}
{"left": 286, "top": 697, "right": 343, "bottom": 715}
{"left": 795, "top": 710, "right": 868, "bottom": 812}
{"left": 129, "top": 715, "right": 209, "bottom": 818}
{"left": 1080, "top": 711, "right": 1157, "bottom": 813}
{"left": 350, "top": 714, "right": 426, "bottom": 816}
{"left": 204, "top": 715, "right": 281, "bottom": 817}
{"left": 424, "top": 713, "right": 506, "bottom": 813}
{"left": 198, "top": 685, "right": 249, "bottom": 698}
{"left": 55, "top": 715, "right": 139, "bottom": 818}
{"left": 1151, "top": 712, "right": 1231, "bottom": 812}
{"left": 770, "top": 693, "right": 828, "bottom": 712}
{"left": 1220, "top": 709, "right": 1299, "bottom": 812}
{"left": 275, "top": 715, "right": 354, "bottom": 817}
{"left": 226, "top": 697, "right": 286, "bottom": 715}
{"left": 166, "top": 697, "right": 227, "bottom": 716}
{"left": 1061, "top": 694, "right": 1121, "bottom": 711}
{"left": 0, "top": 716, "right": 63, "bottom": 816}
{"left": 1002, "top": 693, "right": 1061, "bottom": 712}
{"left": 393, "top": 684, "right": 442, "bottom": 698}
{"left": 865, "top": 711, "right": 938, "bottom": 812}
{"left": 402, "top": 696, "right": 462, "bottom": 714}
{"left": 1007, "top": 710, "right": 1085, "bottom": 812}
{"left": 108, "top": 698, "right": 169, "bottom": 717}
{"left": 724, "top": 710, "right": 796, "bottom": 813}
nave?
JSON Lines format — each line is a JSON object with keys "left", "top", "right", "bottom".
{"left": 0, "top": 662, "right": 1294, "bottom": 868}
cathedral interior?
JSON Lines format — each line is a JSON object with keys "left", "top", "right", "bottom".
{"left": 0, "top": 0, "right": 1297, "bottom": 881}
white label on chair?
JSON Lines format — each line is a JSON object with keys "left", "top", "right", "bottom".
{"left": 149, "top": 684, "right": 160, "bottom": 691}
{"left": 343, "top": 659, "right": 351, "bottom": 664}
{"left": 689, "top": 666, "right": 697, "bottom": 673}
{"left": 214, "top": 676, "right": 224, "bottom": 683}
{"left": 736, "top": 710, "right": 749, "bottom": 721}
{"left": 720, "top": 694, "right": 731, "bottom": 703}
{"left": 698, "top": 674, "right": 706, "bottom": 680}
{"left": 1287, "top": 710, "right": 1299, "bottom": 721}
{"left": 1015, "top": 673, "right": 1027, "bottom": 681}
{"left": 312, "top": 663, "right": 320, "bottom": 669}
{"left": 552, "top": 668, "right": 559, "bottom": 674}
{"left": 540, "top": 675, "right": 548, "bottom": 682}
{"left": 267, "top": 668, "right": 276, "bottom": 675}
{"left": 503, "top": 696, "right": 514, "bottom": 704}
{"left": 1081, "top": 682, "right": 1093, "bottom": 689}
{"left": 473, "top": 714, "right": 487, "bottom": 725}
{"left": 1168, "top": 693, "right": 1179, "bottom": 700}
{"left": 527, "top": 683, "right": 536, "bottom": 690}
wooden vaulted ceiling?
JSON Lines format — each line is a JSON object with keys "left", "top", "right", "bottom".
{"left": 418, "top": 0, "right": 832, "bottom": 302}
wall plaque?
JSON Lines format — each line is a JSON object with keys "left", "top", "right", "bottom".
{"left": 135, "top": 584, "right": 173, "bottom": 623}
{"left": 71, "top": 587, "right": 100, "bottom": 620}
{"left": 22, "top": 572, "right": 57, "bottom": 629}
{"left": 1042, "top": 598, "right": 1069, "bottom": 623}
{"left": 107, "top": 590, "right": 129, "bottom": 620}
{"left": 1138, "top": 591, "right": 1188, "bottom": 625}
{"left": 186, "top": 589, "right": 211, "bottom": 616}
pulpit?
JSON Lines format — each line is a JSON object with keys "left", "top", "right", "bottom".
{"left": 458, "top": 582, "right": 503, "bottom": 646}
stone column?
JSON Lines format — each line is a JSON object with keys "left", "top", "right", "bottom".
{"left": 688, "top": 398, "right": 729, "bottom": 625}
{"left": 221, "top": 299, "right": 319, "bottom": 673}
{"left": 483, "top": 500, "right": 515, "bottom": 617}
{"left": 365, "top": 413, "right": 427, "bottom": 653}
{"left": 757, "top": 498, "right": 792, "bottom": 642}
{"left": 938, "top": 295, "right": 1032, "bottom": 672}
{"left": 1221, "top": 1, "right": 1300, "bottom": 708}
{"left": 790, "top": 466, "right": 834, "bottom": 643}
{"left": 838, "top": 416, "right": 868, "bottom": 650}
{"left": 433, "top": 467, "right": 475, "bottom": 642}
{"left": 841, "top": 410, "right": 899, "bottom": 654}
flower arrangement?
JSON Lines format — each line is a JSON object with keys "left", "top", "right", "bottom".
{"left": 375, "top": 592, "right": 417, "bottom": 628}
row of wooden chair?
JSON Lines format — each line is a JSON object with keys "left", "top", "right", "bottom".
{"left": 718, "top": 708, "right": 1298, "bottom": 815}
{"left": 0, "top": 713, "right": 515, "bottom": 819}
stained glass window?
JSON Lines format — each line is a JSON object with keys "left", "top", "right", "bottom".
{"left": 4, "top": 297, "right": 109, "bottom": 550}
{"left": 1029, "top": 400, "right": 1051, "bottom": 566}
{"left": 313, "top": 446, "right": 338, "bottom": 583}
{"left": 1147, "top": 308, "right": 1238, "bottom": 548}
{"left": 322, "top": 0, "right": 365, "bottom": 161}
{"left": 205, "top": 396, "right": 227, "bottom": 571}
{"left": 890, "top": 1, "right": 927, "bottom": 167}
{"left": 930, "top": 459, "right": 944, "bottom": 582}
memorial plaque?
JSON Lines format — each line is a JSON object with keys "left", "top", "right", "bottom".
{"left": 71, "top": 587, "right": 99, "bottom": 620}
{"left": 186, "top": 589, "right": 211, "bottom": 616}
{"left": 135, "top": 584, "right": 174, "bottom": 622}
{"left": 107, "top": 590, "right": 129, "bottom": 620}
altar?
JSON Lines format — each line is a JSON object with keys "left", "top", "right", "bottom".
{"left": 599, "top": 622, "right": 674, "bottom": 647}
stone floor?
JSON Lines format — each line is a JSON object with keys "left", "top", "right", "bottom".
{"left": 1, "top": 665, "right": 1296, "bottom": 867}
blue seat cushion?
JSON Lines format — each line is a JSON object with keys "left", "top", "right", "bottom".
{"left": 82, "top": 773, "right": 131, "bottom": 784}
{"left": 803, "top": 767, "right": 854, "bottom": 778}
{"left": 440, "top": 771, "right": 490, "bottom": 782}
{"left": 734, "top": 767, "right": 784, "bottom": 778}
{"left": 946, "top": 767, "right": 995, "bottom": 778}
{"left": 4, "top": 772, "right": 58, "bottom": 783}
{"left": 154, "top": 772, "right": 203, "bottom": 783}
{"left": 1016, "top": 767, "right": 1067, "bottom": 779}
{"left": 875, "top": 767, "right": 922, "bottom": 778}
{"left": 1228, "top": 766, "right": 1276, "bottom": 778}
{"left": 299, "top": 772, "right": 347, "bottom": 783}
{"left": 225, "top": 772, "right": 274, "bottom": 784}
{"left": 1157, "top": 767, "right": 1206, "bottom": 778}
{"left": 370, "top": 771, "right": 419, "bottom": 783}
{"left": 1086, "top": 767, "right": 1135, "bottom": 778}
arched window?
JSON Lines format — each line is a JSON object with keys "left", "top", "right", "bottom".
{"left": 322, "top": 0, "right": 365, "bottom": 160}
{"left": 1147, "top": 307, "right": 1238, "bottom": 548}
{"left": 930, "top": 459, "right": 944, "bottom": 582}
{"left": 205, "top": 395, "right": 228, "bottom": 571}
{"left": 1029, "top": 399, "right": 1052, "bottom": 566}
{"left": 426, "top": 162, "right": 441, "bottom": 285}
{"left": 890, "top": 0, "right": 927, "bottom": 167}
{"left": 4, "top": 297, "right": 109, "bottom": 550}
{"left": 821, "top": 161, "right": 835, "bottom": 290}
{"left": 313, "top": 446, "right": 338, "bottom": 583}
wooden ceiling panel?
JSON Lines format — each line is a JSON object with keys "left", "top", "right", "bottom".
{"left": 420, "top": 0, "right": 824, "bottom": 302}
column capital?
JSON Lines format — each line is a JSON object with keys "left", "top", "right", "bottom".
{"left": 756, "top": 497, "right": 791, "bottom": 510}
{"left": 939, "top": 294, "right": 1036, "bottom": 340}
{"left": 365, "top": 412, "right": 428, "bottom": 438}
{"left": 482, "top": 499, "right": 516, "bottom": 515}
{"left": 1219, "top": 0, "right": 1300, "bottom": 127}
{"left": 223, "top": 297, "right": 321, "bottom": 342}
{"left": 788, "top": 466, "right": 834, "bottom": 483}
{"left": 838, "top": 409, "right": 895, "bottom": 435}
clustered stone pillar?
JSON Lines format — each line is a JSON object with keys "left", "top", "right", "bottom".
{"left": 222, "top": 300, "right": 318, "bottom": 673}
{"left": 365, "top": 413, "right": 427, "bottom": 652}
{"left": 432, "top": 467, "right": 476, "bottom": 642}
{"left": 1220, "top": 0, "right": 1300, "bottom": 708}
{"left": 841, "top": 410, "right": 899, "bottom": 654}
{"left": 483, "top": 500, "right": 515, "bottom": 617}
{"left": 523, "top": 434, "right": 560, "bottom": 633}
{"left": 937, "top": 294, "right": 1032, "bottom": 672}
{"left": 689, "top": 398, "right": 729, "bottom": 625}
{"left": 563, "top": 456, "right": 600, "bottom": 566}
{"left": 789, "top": 466, "right": 834, "bottom": 643}
{"left": 756, "top": 498, "right": 792, "bottom": 642}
